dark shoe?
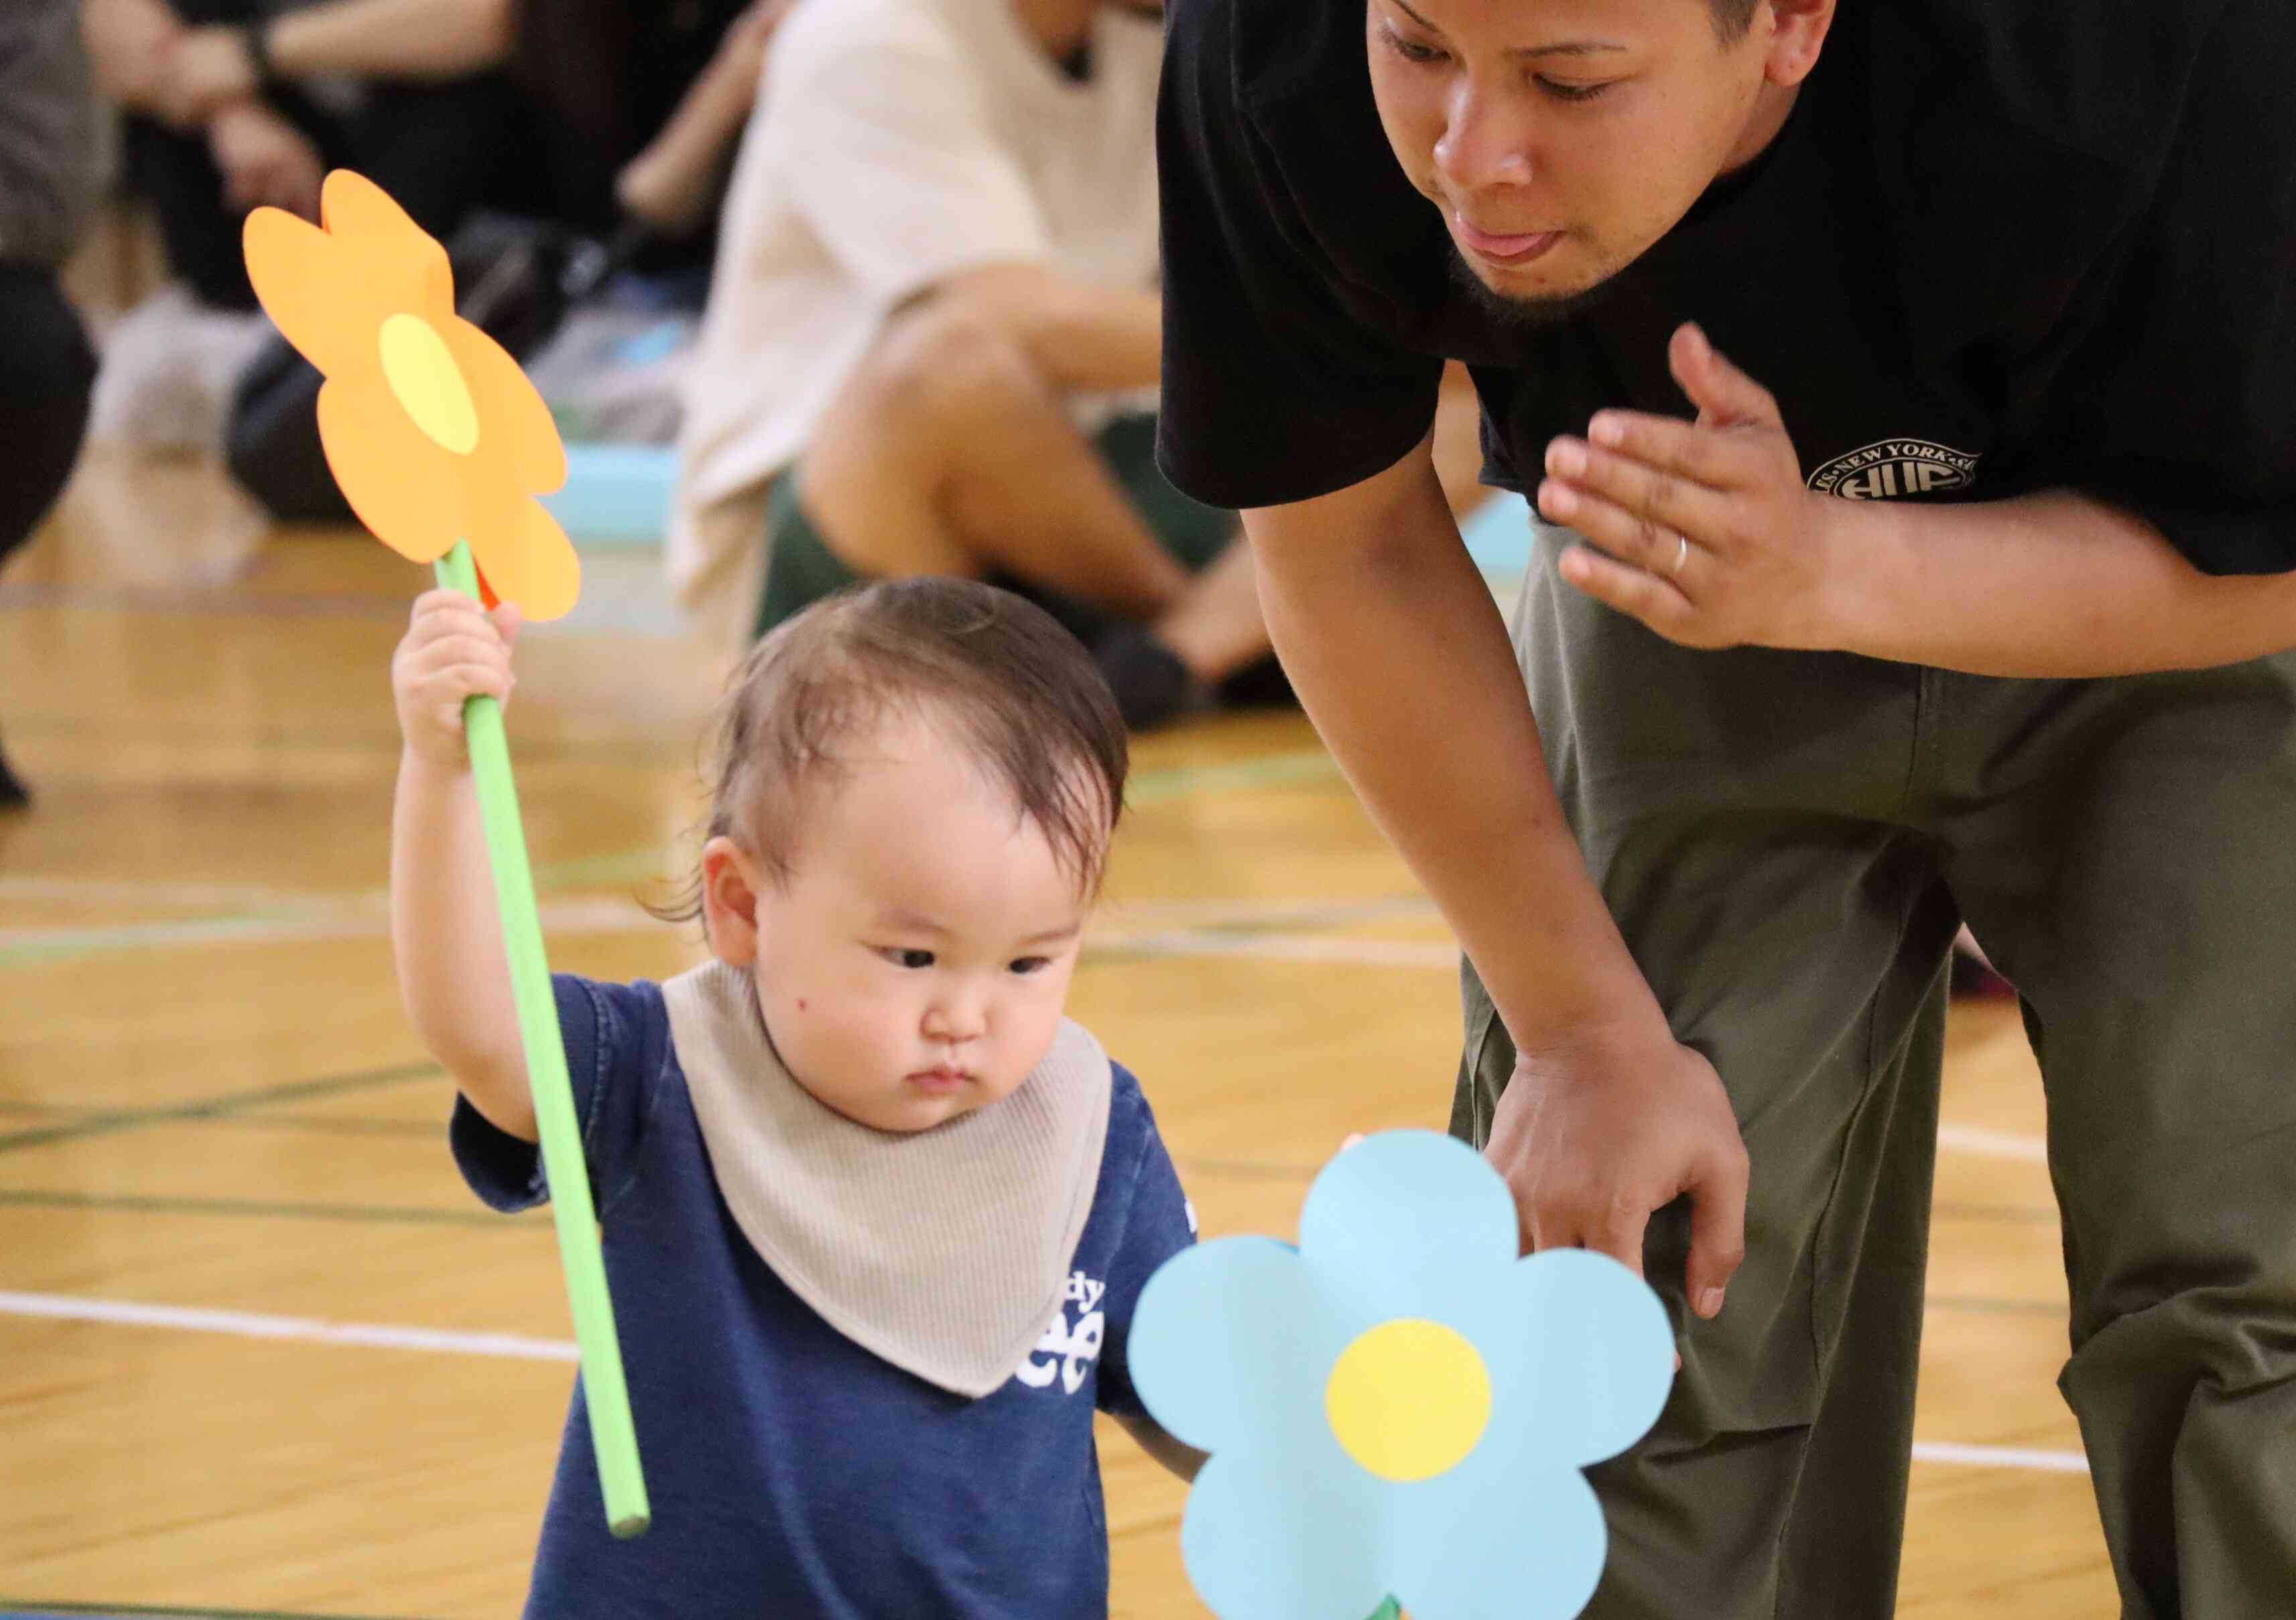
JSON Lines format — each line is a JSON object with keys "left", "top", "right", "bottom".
{"left": 1092, "top": 625, "right": 1209, "bottom": 731}
{"left": 1214, "top": 653, "right": 1296, "bottom": 712}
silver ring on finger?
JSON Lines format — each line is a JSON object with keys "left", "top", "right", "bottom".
{"left": 1670, "top": 533, "right": 1690, "bottom": 578}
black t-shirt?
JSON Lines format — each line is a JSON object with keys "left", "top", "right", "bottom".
{"left": 1155, "top": 0, "right": 2296, "bottom": 575}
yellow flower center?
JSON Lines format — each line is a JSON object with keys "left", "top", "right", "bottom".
{"left": 378, "top": 313, "right": 479, "bottom": 455}
{"left": 1324, "top": 1318, "right": 1492, "bottom": 1482}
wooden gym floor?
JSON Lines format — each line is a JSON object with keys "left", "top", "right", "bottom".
{"left": 0, "top": 454, "right": 2112, "bottom": 1617}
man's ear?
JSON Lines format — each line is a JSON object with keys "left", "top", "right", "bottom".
{"left": 700, "top": 836, "right": 766, "bottom": 967}
{"left": 1759, "top": 0, "right": 1834, "bottom": 88}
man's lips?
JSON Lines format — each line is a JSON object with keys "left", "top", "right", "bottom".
{"left": 1452, "top": 214, "right": 1564, "bottom": 263}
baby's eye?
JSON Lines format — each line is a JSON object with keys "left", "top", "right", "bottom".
{"left": 879, "top": 947, "right": 936, "bottom": 970}
{"left": 1009, "top": 956, "right": 1052, "bottom": 975}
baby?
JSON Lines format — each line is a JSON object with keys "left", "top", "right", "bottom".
{"left": 390, "top": 576, "right": 1202, "bottom": 1617}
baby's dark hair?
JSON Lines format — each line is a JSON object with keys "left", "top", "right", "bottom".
{"left": 659, "top": 578, "right": 1129, "bottom": 918}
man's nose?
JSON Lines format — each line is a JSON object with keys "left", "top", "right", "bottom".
{"left": 1432, "top": 82, "right": 1535, "bottom": 194}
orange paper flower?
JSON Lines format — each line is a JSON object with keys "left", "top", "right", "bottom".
{"left": 242, "top": 170, "right": 580, "bottom": 621}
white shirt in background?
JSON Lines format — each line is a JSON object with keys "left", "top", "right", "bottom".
{"left": 669, "top": 0, "right": 1164, "bottom": 638}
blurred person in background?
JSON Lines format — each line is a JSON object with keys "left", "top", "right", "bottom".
{"left": 84, "top": 0, "right": 538, "bottom": 311}
{"left": 84, "top": 0, "right": 789, "bottom": 300}
{"left": 672, "top": 0, "right": 1288, "bottom": 728}
{"left": 0, "top": 0, "right": 105, "bottom": 806}
{"left": 81, "top": 0, "right": 785, "bottom": 459}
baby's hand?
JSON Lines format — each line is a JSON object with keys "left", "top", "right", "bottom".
{"left": 392, "top": 591, "right": 521, "bottom": 768}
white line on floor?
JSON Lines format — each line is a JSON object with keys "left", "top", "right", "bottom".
{"left": 3, "top": 907, "right": 1462, "bottom": 969}
{"left": 1935, "top": 1123, "right": 2050, "bottom": 1164}
{"left": 1102, "top": 928, "right": 1460, "bottom": 969}
{"left": 0, "top": 1289, "right": 577, "bottom": 1362}
{"left": 0, "top": 896, "right": 655, "bottom": 954}
{"left": 1, "top": 1288, "right": 2090, "bottom": 1473}
{"left": 1912, "top": 1440, "right": 2089, "bottom": 1474}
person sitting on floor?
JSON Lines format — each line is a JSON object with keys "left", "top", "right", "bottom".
{"left": 669, "top": 0, "right": 1288, "bottom": 728}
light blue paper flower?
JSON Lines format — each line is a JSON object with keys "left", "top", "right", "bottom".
{"left": 1131, "top": 1130, "right": 1675, "bottom": 1620}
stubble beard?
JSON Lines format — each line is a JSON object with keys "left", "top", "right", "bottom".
{"left": 1445, "top": 246, "right": 1620, "bottom": 330}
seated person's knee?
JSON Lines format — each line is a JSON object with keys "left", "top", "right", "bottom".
{"left": 851, "top": 288, "right": 1043, "bottom": 430}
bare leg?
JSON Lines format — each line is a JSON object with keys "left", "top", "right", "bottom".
{"left": 1431, "top": 361, "right": 1495, "bottom": 521}
{"left": 1154, "top": 534, "right": 1271, "bottom": 684}
{"left": 798, "top": 296, "right": 1188, "bottom": 619}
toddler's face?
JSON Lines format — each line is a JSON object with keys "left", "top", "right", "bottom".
{"left": 710, "top": 711, "right": 1098, "bottom": 1134}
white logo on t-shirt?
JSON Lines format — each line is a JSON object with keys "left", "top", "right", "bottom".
{"left": 1015, "top": 1269, "right": 1108, "bottom": 1396}
{"left": 1807, "top": 438, "right": 1981, "bottom": 500}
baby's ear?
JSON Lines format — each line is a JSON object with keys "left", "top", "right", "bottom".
{"left": 699, "top": 836, "right": 763, "bottom": 967}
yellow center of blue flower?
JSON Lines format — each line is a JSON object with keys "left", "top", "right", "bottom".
{"left": 1324, "top": 1318, "right": 1492, "bottom": 1481}
{"left": 378, "top": 313, "right": 479, "bottom": 455}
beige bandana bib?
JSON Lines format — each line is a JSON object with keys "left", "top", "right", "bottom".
{"left": 661, "top": 959, "right": 1112, "bottom": 1398}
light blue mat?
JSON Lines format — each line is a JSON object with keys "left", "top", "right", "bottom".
{"left": 1460, "top": 491, "right": 1536, "bottom": 576}
{"left": 541, "top": 443, "right": 677, "bottom": 546}
{"left": 546, "top": 450, "right": 1549, "bottom": 569}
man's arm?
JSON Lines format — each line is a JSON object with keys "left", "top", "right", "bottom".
{"left": 1246, "top": 436, "right": 1749, "bottom": 1313}
{"left": 1539, "top": 324, "right": 2296, "bottom": 679}
{"left": 1246, "top": 439, "right": 1649, "bottom": 1042}
{"left": 1828, "top": 491, "right": 2296, "bottom": 676}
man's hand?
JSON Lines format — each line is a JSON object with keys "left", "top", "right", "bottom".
{"left": 206, "top": 101, "right": 324, "bottom": 219}
{"left": 1535, "top": 322, "right": 1852, "bottom": 654}
{"left": 160, "top": 24, "right": 261, "bottom": 127}
{"left": 1486, "top": 1013, "right": 1749, "bottom": 1321}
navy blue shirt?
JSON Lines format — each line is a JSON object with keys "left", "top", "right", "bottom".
{"left": 452, "top": 975, "right": 1197, "bottom": 1619}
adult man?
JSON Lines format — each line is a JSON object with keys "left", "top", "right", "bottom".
{"left": 673, "top": 0, "right": 1279, "bottom": 725}
{"left": 1157, "top": 0, "right": 2296, "bottom": 1613}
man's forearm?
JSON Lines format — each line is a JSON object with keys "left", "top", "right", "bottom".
{"left": 1245, "top": 453, "right": 1663, "bottom": 1052}
{"left": 1829, "top": 490, "right": 2296, "bottom": 677}
{"left": 267, "top": 0, "right": 511, "bottom": 81}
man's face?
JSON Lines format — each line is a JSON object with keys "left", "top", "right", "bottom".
{"left": 1366, "top": 0, "right": 1797, "bottom": 312}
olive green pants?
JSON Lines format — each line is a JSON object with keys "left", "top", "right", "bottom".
{"left": 1454, "top": 529, "right": 2296, "bottom": 1619}
{"left": 754, "top": 413, "right": 1237, "bottom": 642}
